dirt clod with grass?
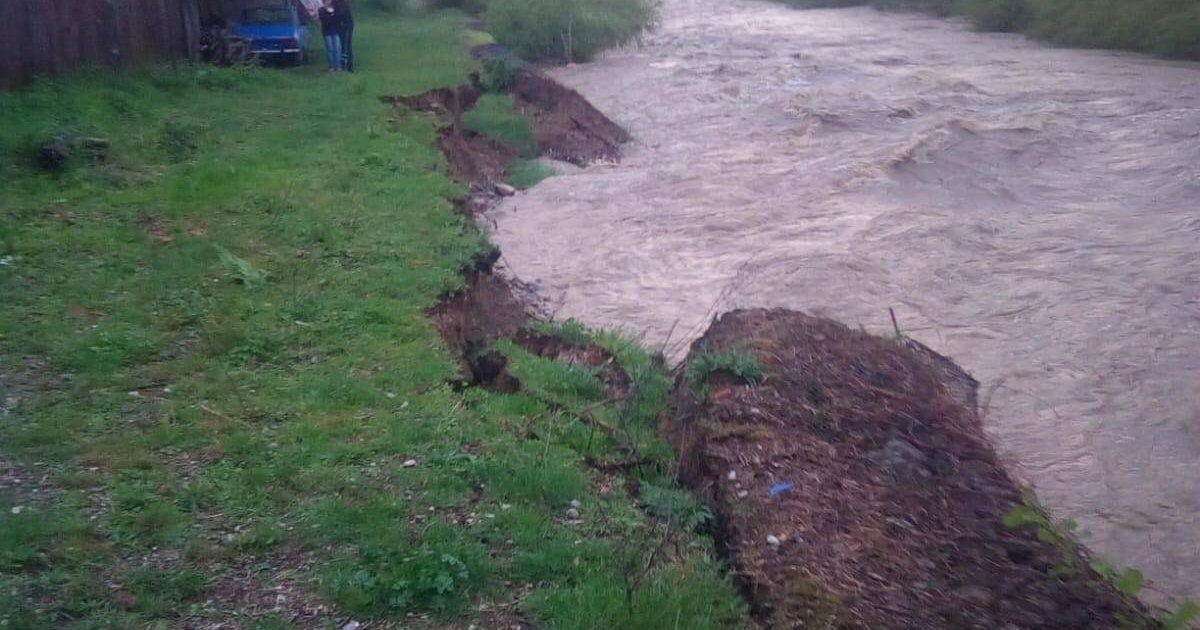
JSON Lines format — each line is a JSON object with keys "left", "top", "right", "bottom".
{"left": 666, "top": 308, "right": 1155, "bottom": 629}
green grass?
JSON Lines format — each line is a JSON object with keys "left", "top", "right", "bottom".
{"left": 463, "top": 92, "right": 540, "bottom": 157}
{"left": 685, "top": 347, "right": 765, "bottom": 399}
{"left": 507, "top": 158, "right": 555, "bottom": 189}
{"left": 0, "top": 8, "right": 745, "bottom": 629}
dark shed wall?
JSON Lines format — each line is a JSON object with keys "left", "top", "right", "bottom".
{"left": 0, "top": 0, "right": 201, "bottom": 89}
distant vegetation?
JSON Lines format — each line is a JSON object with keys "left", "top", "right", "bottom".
{"left": 774, "top": 0, "right": 1200, "bottom": 60}
{"left": 433, "top": 0, "right": 661, "bottom": 62}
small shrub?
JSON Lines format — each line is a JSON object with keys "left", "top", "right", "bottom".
{"left": 480, "top": 53, "right": 521, "bottom": 93}
{"left": 485, "top": 0, "right": 660, "bottom": 63}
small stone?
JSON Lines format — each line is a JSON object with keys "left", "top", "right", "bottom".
{"left": 386, "top": 392, "right": 397, "bottom": 399}
{"left": 565, "top": 508, "right": 580, "bottom": 520}
{"left": 736, "top": 490, "right": 749, "bottom": 499}
{"left": 727, "top": 470, "right": 737, "bottom": 481}
{"left": 402, "top": 459, "right": 418, "bottom": 468}
{"left": 766, "top": 535, "right": 781, "bottom": 547}
{"left": 569, "top": 499, "right": 581, "bottom": 508}
{"left": 342, "top": 621, "right": 362, "bottom": 630}
{"left": 10, "top": 506, "right": 23, "bottom": 515}
{"left": 495, "top": 183, "right": 517, "bottom": 197}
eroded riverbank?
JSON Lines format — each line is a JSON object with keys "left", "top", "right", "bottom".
{"left": 488, "top": 0, "right": 1200, "bottom": 604}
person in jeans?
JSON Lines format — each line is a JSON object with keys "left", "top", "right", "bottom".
{"left": 332, "top": 0, "right": 354, "bottom": 72}
{"left": 318, "top": 0, "right": 341, "bottom": 71}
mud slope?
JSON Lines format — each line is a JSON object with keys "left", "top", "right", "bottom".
{"left": 486, "top": 0, "right": 1200, "bottom": 602}
{"left": 667, "top": 309, "right": 1152, "bottom": 628}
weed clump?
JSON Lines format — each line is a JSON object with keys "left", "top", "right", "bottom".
{"left": 685, "top": 346, "right": 765, "bottom": 398}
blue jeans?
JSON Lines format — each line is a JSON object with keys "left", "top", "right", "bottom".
{"left": 323, "top": 34, "right": 342, "bottom": 70}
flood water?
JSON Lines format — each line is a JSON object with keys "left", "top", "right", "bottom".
{"left": 486, "top": 0, "right": 1200, "bottom": 604}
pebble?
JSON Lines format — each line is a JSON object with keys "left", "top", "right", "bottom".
{"left": 569, "top": 499, "right": 581, "bottom": 508}
{"left": 766, "top": 534, "right": 781, "bottom": 547}
{"left": 727, "top": 470, "right": 737, "bottom": 481}
{"left": 737, "top": 490, "right": 749, "bottom": 499}
{"left": 402, "top": 459, "right": 418, "bottom": 468}
{"left": 342, "top": 621, "right": 362, "bottom": 630}
{"left": 566, "top": 508, "right": 581, "bottom": 520}
{"left": 495, "top": 183, "right": 517, "bottom": 197}
{"left": 10, "top": 506, "right": 23, "bottom": 515}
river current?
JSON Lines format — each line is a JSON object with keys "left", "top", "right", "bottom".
{"left": 487, "top": 0, "right": 1200, "bottom": 603}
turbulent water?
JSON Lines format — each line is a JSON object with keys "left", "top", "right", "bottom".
{"left": 487, "top": 0, "right": 1200, "bottom": 604}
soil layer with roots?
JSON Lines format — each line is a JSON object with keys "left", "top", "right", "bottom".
{"left": 666, "top": 308, "right": 1154, "bottom": 628}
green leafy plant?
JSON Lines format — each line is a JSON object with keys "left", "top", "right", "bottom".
{"left": 216, "top": 246, "right": 268, "bottom": 288}
{"left": 1001, "top": 497, "right": 1080, "bottom": 577}
{"left": 1162, "top": 600, "right": 1200, "bottom": 630}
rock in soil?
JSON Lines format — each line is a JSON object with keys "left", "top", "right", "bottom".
{"left": 663, "top": 308, "right": 1154, "bottom": 629}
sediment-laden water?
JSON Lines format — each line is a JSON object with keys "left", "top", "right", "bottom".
{"left": 487, "top": 0, "right": 1200, "bottom": 604}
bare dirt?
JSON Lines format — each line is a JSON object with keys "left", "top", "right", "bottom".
{"left": 414, "top": 70, "right": 635, "bottom": 398}
{"left": 666, "top": 308, "right": 1153, "bottom": 628}
{"left": 486, "top": 0, "right": 1200, "bottom": 603}
{"left": 509, "top": 72, "right": 630, "bottom": 166}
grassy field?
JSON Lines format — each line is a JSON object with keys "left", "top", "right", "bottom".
{"left": 0, "top": 9, "right": 744, "bottom": 629}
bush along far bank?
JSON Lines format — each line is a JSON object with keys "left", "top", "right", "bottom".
{"left": 432, "top": 0, "right": 661, "bottom": 63}
{"left": 773, "top": 0, "right": 1200, "bottom": 60}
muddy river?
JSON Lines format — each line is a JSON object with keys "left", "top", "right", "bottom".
{"left": 487, "top": 0, "right": 1200, "bottom": 604}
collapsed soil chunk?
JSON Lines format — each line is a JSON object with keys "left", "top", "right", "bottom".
{"left": 437, "top": 127, "right": 518, "bottom": 185}
{"left": 384, "top": 84, "right": 482, "bottom": 121}
{"left": 664, "top": 308, "right": 1153, "bottom": 629}
{"left": 510, "top": 71, "right": 630, "bottom": 165}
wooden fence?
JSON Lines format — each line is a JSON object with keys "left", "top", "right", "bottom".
{"left": 0, "top": 0, "right": 204, "bottom": 89}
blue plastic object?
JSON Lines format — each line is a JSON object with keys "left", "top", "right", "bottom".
{"left": 769, "top": 481, "right": 794, "bottom": 497}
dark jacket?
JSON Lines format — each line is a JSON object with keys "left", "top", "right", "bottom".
{"left": 318, "top": 6, "right": 338, "bottom": 36}
{"left": 331, "top": 0, "right": 353, "bottom": 28}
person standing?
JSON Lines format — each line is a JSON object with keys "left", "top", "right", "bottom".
{"left": 332, "top": 0, "right": 354, "bottom": 72}
{"left": 318, "top": 0, "right": 341, "bottom": 71}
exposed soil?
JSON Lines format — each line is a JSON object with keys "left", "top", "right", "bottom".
{"left": 387, "top": 65, "right": 630, "bottom": 189}
{"left": 437, "top": 129, "right": 519, "bottom": 186}
{"left": 664, "top": 309, "right": 1155, "bottom": 629}
{"left": 509, "top": 72, "right": 630, "bottom": 166}
{"left": 412, "top": 68, "right": 635, "bottom": 397}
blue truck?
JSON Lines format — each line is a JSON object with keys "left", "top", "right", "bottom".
{"left": 233, "top": 4, "right": 311, "bottom": 66}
